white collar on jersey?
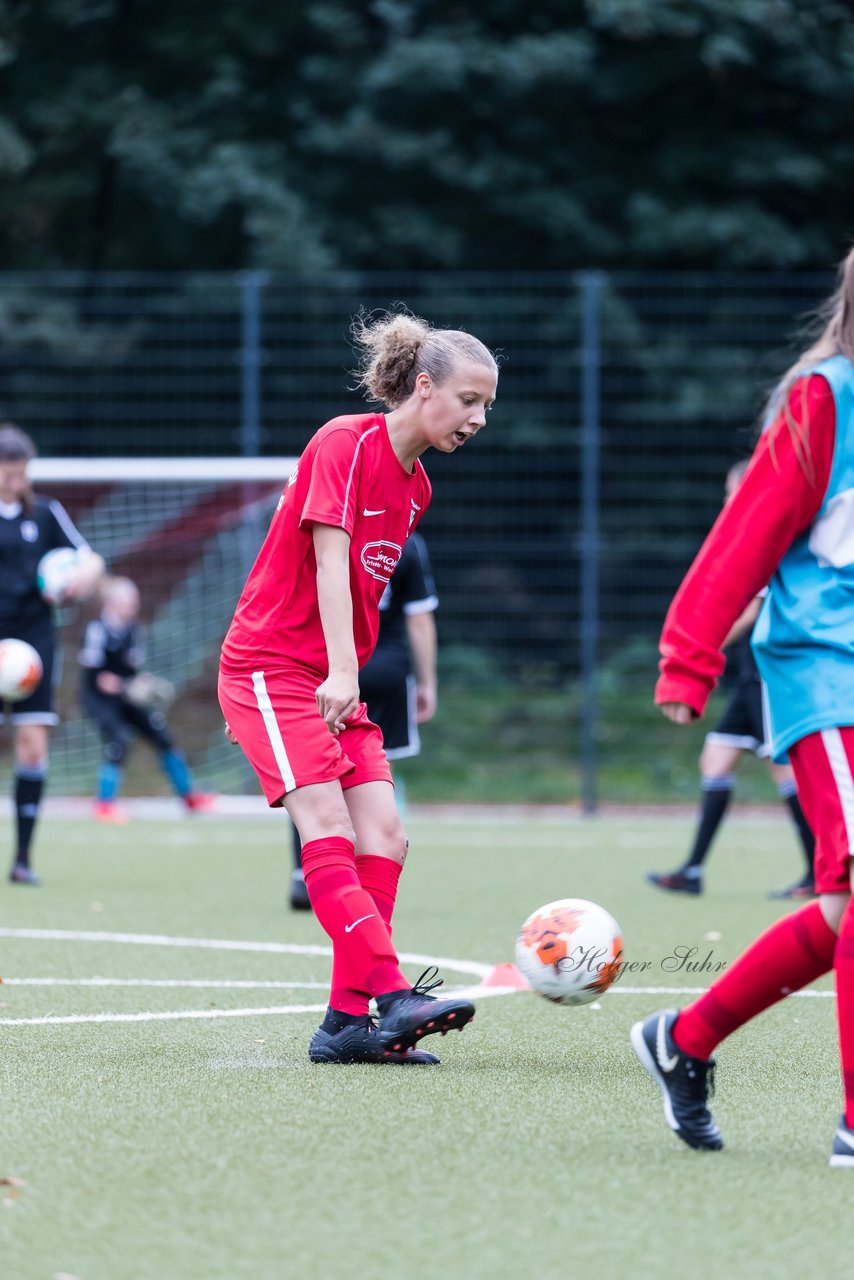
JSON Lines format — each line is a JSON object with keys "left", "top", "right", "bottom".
{"left": 0, "top": 499, "right": 22, "bottom": 519}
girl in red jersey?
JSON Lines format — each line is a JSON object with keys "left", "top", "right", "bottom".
{"left": 219, "top": 312, "right": 498, "bottom": 1064}
{"left": 629, "top": 248, "right": 854, "bottom": 1165}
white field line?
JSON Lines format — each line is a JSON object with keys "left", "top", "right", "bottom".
{"left": 0, "top": 1005, "right": 326, "bottom": 1026}
{"left": 0, "top": 984, "right": 519, "bottom": 1026}
{"left": 0, "top": 978, "right": 835, "bottom": 1000}
{"left": 0, "top": 981, "right": 835, "bottom": 1028}
{"left": 4, "top": 978, "right": 329, "bottom": 990}
{"left": 0, "top": 928, "right": 492, "bottom": 980}
{"left": 0, "top": 929, "right": 835, "bottom": 1027}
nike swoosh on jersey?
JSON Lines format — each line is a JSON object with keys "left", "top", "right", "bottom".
{"left": 363, "top": 508, "right": 386, "bottom": 516}
{"left": 344, "top": 913, "right": 376, "bottom": 933}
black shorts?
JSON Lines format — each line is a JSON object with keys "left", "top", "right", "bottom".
{"left": 0, "top": 614, "right": 58, "bottom": 725}
{"left": 359, "top": 650, "right": 420, "bottom": 761}
{"left": 706, "top": 680, "right": 770, "bottom": 758}
{"left": 82, "top": 687, "right": 174, "bottom": 756}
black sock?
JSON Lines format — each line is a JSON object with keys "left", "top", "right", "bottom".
{"left": 374, "top": 988, "right": 411, "bottom": 1015}
{"left": 14, "top": 767, "right": 46, "bottom": 869}
{"left": 320, "top": 1006, "right": 366, "bottom": 1034}
{"left": 684, "top": 777, "right": 734, "bottom": 870}
{"left": 291, "top": 823, "right": 303, "bottom": 872}
{"left": 783, "top": 792, "right": 816, "bottom": 876}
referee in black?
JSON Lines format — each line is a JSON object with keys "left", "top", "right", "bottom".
{"left": 289, "top": 530, "right": 439, "bottom": 909}
{"left": 0, "top": 425, "right": 103, "bottom": 884}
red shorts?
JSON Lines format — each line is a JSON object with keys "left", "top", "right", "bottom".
{"left": 218, "top": 662, "right": 392, "bottom": 807}
{"left": 789, "top": 726, "right": 854, "bottom": 895}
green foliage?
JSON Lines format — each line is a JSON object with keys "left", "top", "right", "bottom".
{"left": 2, "top": 0, "right": 853, "bottom": 269}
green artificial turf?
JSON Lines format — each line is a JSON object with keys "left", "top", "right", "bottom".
{"left": 0, "top": 811, "right": 847, "bottom": 1280}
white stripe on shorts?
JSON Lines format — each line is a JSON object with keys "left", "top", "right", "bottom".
{"left": 251, "top": 671, "right": 296, "bottom": 793}
{"left": 821, "top": 728, "right": 854, "bottom": 857}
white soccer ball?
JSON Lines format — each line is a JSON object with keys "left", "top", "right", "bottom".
{"left": 515, "top": 897, "right": 624, "bottom": 1006}
{"left": 37, "top": 547, "right": 86, "bottom": 605}
{"left": 0, "top": 638, "right": 43, "bottom": 702}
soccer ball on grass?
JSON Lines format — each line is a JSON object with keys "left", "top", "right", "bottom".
{"left": 515, "top": 897, "right": 623, "bottom": 1006}
{"left": 0, "top": 638, "right": 43, "bottom": 702}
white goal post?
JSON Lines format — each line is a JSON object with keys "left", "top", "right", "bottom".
{"left": 30, "top": 457, "right": 298, "bottom": 798}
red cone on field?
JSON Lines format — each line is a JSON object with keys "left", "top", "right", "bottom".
{"left": 479, "top": 962, "right": 530, "bottom": 990}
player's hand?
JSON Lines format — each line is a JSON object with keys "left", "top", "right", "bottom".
{"left": 315, "top": 673, "right": 360, "bottom": 735}
{"left": 659, "top": 702, "right": 695, "bottom": 725}
{"left": 96, "top": 671, "right": 124, "bottom": 696}
{"left": 415, "top": 683, "right": 437, "bottom": 724}
{"left": 223, "top": 722, "right": 239, "bottom": 745}
{"left": 64, "top": 550, "right": 105, "bottom": 602}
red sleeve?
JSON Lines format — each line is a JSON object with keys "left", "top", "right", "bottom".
{"left": 656, "top": 374, "right": 836, "bottom": 716}
{"left": 299, "top": 430, "right": 361, "bottom": 536}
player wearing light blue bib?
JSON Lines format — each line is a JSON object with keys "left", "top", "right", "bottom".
{"left": 632, "top": 247, "right": 854, "bottom": 1167}
{"left": 752, "top": 352, "right": 854, "bottom": 760}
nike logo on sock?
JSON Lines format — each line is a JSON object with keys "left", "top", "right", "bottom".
{"left": 344, "top": 913, "right": 376, "bottom": 933}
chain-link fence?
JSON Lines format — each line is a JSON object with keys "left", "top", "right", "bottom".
{"left": 0, "top": 271, "right": 834, "bottom": 803}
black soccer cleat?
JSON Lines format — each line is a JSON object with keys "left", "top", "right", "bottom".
{"left": 646, "top": 869, "right": 703, "bottom": 896}
{"left": 308, "top": 1017, "right": 439, "bottom": 1065}
{"left": 289, "top": 869, "right": 312, "bottom": 912}
{"left": 630, "top": 1009, "right": 723, "bottom": 1151}
{"left": 8, "top": 863, "right": 40, "bottom": 886}
{"left": 829, "top": 1116, "right": 854, "bottom": 1167}
{"left": 768, "top": 872, "right": 815, "bottom": 901}
{"left": 376, "top": 967, "right": 475, "bottom": 1053}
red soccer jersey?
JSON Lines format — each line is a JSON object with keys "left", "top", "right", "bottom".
{"left": 656, "top": 374, "right": 837, "bottom": 716}
{"left": 221, "top": 413, "right": 432, "bottom": 676}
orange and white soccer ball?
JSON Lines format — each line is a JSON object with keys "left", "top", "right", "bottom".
{"left": 515, "top": 898, "right": 623, "bottom": 1006}
{"left": 0, "top": 638, "right": 43, "bottom": 702}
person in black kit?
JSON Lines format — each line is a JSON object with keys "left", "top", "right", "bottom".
{"left": 0, "top": 424, "right": 104, "bottom": 884}
{"left": 647, "top": 461, "right": 815, "bottom": 900}
{"left": 289, "top": 530, "right": 438, "bottom": 909}
{"left": 79, "top": 576, "right": 215, "bottom": 821}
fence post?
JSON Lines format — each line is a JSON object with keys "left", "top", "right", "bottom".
{"left": 576, "top": 270, "right": 605, "bottom": 815}
{"left": 238, "top": 270, "right": 268, "bottom": 457}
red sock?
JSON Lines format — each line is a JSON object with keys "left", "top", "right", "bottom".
{"left": 301, "top": 837, "right": 408, "bottom": 1014}
{"left": 673, "top": 901, "right": 837, "bottom": 1060}
{"left": 834, "top": 898, "right": 854, "bottom": 1127}
{"left": 356, "top": 854, "right": 403, "bottom": 932}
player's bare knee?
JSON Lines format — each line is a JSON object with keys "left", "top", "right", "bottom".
{"left": 386, "top": 818, "right": 408, "bottom": 862}
{"left": 820, "top": 892, "right": 849, "bottom": 934}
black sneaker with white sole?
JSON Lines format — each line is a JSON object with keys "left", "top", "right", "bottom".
{"left": 630, "top": 1009, "right": 723, "bottom": 1151}
{"left": 309, "top": 1016, "right": 439, "bottom": 1065}
{"left": 646, "top": 868, "right": 702, "bottom": 895}
{"left": 829, "top": 1116, "right": 854, "bottom": 1167}
{"left": 376, "top": 967, "right": 475, "bottom": 1053}
{"left": 289, "top": 868, "right": 312, "bottom": 911}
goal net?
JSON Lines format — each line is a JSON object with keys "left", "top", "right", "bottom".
{"left": 26, "top": 457, "right": 297, "bottom": 797}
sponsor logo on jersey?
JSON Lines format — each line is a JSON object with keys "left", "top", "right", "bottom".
{"left": 361, "top": 540, "right": 402, "bottom": 583}
{"left": 20, "top": 521, "right": 38, "bottom": 543}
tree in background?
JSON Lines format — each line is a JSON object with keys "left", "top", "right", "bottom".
{"left": 0, "top": 0, "right": 853, "bottom": 271}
